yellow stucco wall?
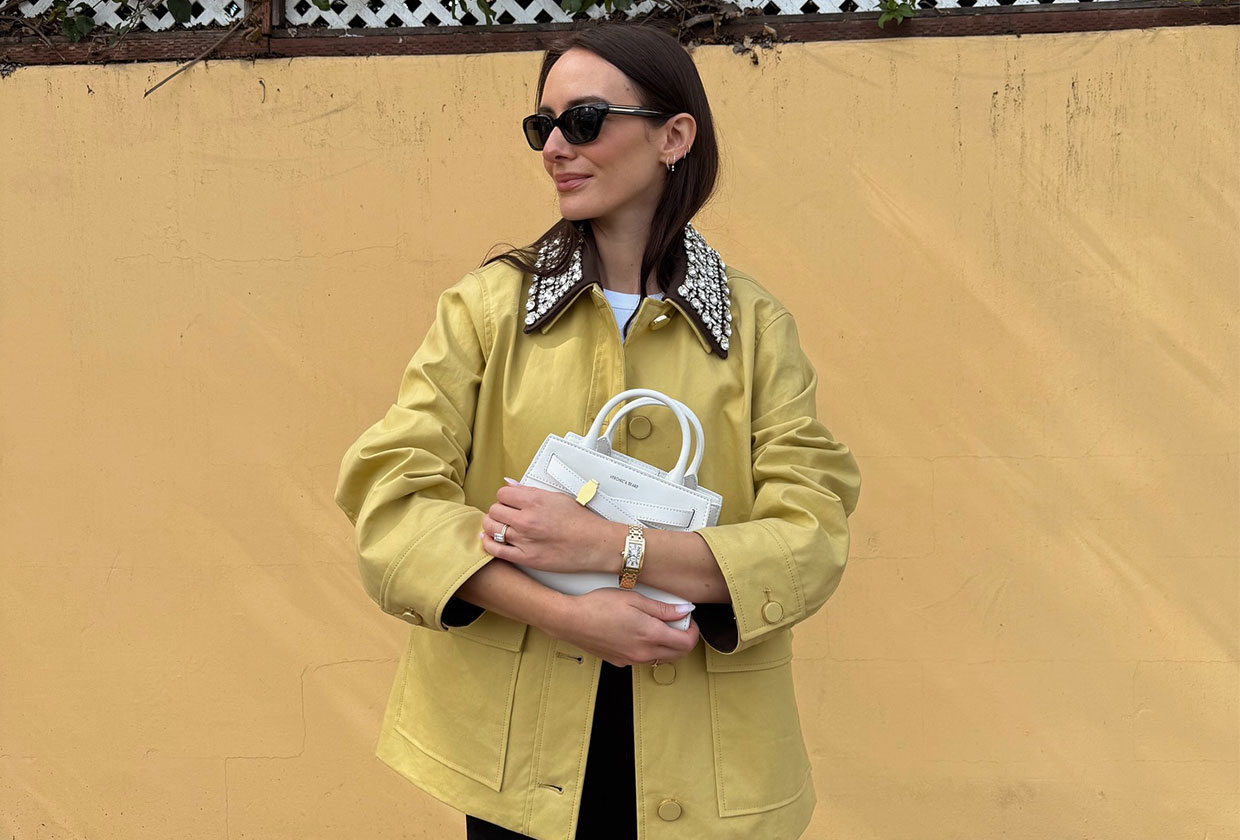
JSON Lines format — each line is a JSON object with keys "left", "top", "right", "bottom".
{"left": 1, "top": 25, "right": 1236, "bottom": 839}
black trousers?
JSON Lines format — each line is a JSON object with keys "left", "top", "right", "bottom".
{"left": 466, "top": 662, "right": 637, "bottom": 840}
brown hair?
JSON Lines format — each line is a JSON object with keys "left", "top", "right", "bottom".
{"left": 488, "top": 24, "right": 720, "bottom": 295}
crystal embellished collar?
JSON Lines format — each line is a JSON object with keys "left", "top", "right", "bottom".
{"left": 522, "top": 223, "right": 733, "bottom": 358}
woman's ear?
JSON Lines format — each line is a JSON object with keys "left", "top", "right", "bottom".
{"left": 661, "top": 113, "right": 698, "bottom": 163}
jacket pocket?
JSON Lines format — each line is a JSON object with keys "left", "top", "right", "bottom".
{"left": 704, "top": 630, "right": 812, "bottom": 816}
{"left": 394, "top": 615, "right": 527, "bottom": 791}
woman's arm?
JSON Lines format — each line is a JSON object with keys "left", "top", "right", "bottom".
{"left": 477, "top": 309, "right": 859, "bottom": 655}
{"left": 692, "top": 309, "right": 860, "bottom": 654}
{"left": 480, "top": 488, "right": 729, "bottom": 603}
{"left": 337, "top": 274, "right": 700, "bottom": 664}
{"left": 336, "top": 274, "right": 493, "bottom": 631}
{"left": 456, "top": 558, "right": 701, "bottom": 666}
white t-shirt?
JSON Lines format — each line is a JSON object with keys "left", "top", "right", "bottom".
{"left": 602, "top": 288, "right": 665, "bottom": 338}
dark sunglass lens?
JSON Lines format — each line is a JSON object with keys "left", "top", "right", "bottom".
{"left": 522, "top": 115, "right": 551, "bottom": 150}
{"left": 561, "top": 105, "right": 604, "bottom": 145}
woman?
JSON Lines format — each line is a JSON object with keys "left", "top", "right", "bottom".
{"left": 336, "top": 24, "right": 860, "bottom": 840}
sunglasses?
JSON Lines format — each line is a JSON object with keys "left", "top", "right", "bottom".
{"left": 522, "top": 103, "right": 672, "bottom": 151}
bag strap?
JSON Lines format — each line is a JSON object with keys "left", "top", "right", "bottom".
{"left": 600, "top": 396, "right": 706, "bottom": 487}
{"left": 585, "top": 389, "right": 693, "bottom": 485}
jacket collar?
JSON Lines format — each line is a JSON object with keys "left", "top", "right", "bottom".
{"left": 521, "top": 223, "right": 733, "bottom": 358}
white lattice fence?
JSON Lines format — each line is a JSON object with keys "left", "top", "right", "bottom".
{"left": 16, "top": 0, "right": 243, "bottom": 30}
{"left": 282, "top": 0, "right": 643, "bottom": 29}
{"left": 286, "top": 0, "right": 1093, "bottom": 27}
{"left": 14, "top": 0, "right": 1135, "bottom": 32}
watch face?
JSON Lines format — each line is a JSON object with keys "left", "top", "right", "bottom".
{"left": 623, "top": 533, "right": 643, "bottom": 571}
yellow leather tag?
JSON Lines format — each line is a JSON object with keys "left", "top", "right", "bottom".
{"left": 575, "top": 479, "right": 598, "bottom": 506}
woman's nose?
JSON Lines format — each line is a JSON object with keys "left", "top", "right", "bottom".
{"left": 541, "top": 126, "right": 573, "bottom": 161}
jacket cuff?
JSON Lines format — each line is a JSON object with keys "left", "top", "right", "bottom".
{"left": 696, "top": 520, "right": 810, "bottom": 654}
{"left": 372, "top": 508, "right": 491, "bottom": 630}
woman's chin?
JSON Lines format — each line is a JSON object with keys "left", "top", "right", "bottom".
{"left": 556, "top": 196, "right": 597, "bottom": 223}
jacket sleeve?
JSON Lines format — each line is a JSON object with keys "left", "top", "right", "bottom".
{"left": 335, "top": 272, "right": 492, "bottom": 631}
{"left": 695, "top": 309, "right": 861, "bottom": 654}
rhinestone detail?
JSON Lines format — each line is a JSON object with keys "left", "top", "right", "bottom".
{"left": 525, "top": 237, "right": 583, "bottom": 327}
{"left": 523, "top": 223, "right": 732, "bottom": 357}
{"left": 674, "top": 223, "right": 732, "bottom": 355}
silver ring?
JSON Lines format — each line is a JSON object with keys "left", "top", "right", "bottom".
{"left": 494, "top": 524, "right": 508, "bottom": 544}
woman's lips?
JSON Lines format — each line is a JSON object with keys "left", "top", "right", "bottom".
{"left": 555, "top": 174, "right": 590, "bottom": 192}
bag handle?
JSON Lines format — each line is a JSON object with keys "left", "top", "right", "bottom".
{"left": 601, "top": 396, "right": 706, "bottom": 487}
{"left": 584, "top": 389, "right": 693, "bottom": 485}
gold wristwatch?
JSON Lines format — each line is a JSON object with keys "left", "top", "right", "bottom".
{"left": 618, "top": 525, "right": 646, "bottom": 589}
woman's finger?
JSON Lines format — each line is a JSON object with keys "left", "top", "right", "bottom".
{"left": 481, "top": 535, "right": 521, "bottom": 564}
{"left": 628, "top": 595, "right": 696, "bottom": 624}
{"left": 479, "top": 517, "right": 521, "bottom": 560}
{"left": 622, "top": 643, "right": 693, "bottom": 667}
{"left": 495, "top": 484, "right": 537, "bottom": 508}
{"left": 648, "top": 624, "right": 699, "bottom": 653}
{"left": 480, "top": 514, "right": 511, "bottom": 540}
{"left": 486, "top": 501, "right": 518, "bottom": 525}
{"left": 646, "top": 615, "right": 701, "bottom": 653}
{"left": 648, "top": 621, "right": 701, "bottom": 659}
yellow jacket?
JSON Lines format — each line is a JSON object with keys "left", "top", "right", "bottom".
{"left": 336, "top": 230, "right": 860, "bottom": 840}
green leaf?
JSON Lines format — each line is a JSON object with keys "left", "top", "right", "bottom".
{"left": 167, "top": 0, "right": 192, "bottom": 23}
{"left": 612, "top": 0, "right": 633, "bottom": 10}
{"left": 310, "top": 0, "right": 329, "bottom": 10}
{"left": 62, "top": 12, "right": 93, "bottom": 40}
{"left": 877, "top": 10, "right": 891, "bottom": 26}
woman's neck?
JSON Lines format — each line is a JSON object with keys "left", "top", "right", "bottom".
{"left": 590, "top": 216, "right": 658, "bottom": 295}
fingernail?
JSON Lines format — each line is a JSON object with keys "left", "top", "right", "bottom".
{"left": 674, "top": 603, "right": 695, "bottom": 615}
{"left": 503, "top": 477, "right": 520, "bottom": 486}
{"left": 479, "top": 531, "right": 487, "bottom": 541}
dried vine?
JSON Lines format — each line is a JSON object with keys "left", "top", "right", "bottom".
{"left": 1, "top": 0, "right": 265, "bottom": 67}
{"left": 0, "top": 0, "right": 907, "bottom": 58}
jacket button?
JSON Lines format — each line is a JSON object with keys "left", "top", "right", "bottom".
{"left": 628, "top": 415, "right": 652, "bottom": 439}
{"left": 649, "top": 314, "right": 672, "bottom": 331}
{"left": 651, "top": 662, "right": 676, "bottom": 685}
{"left": 399, "top": 609, "right": 423, "bottom": 626}
{"left": 762, "top": 601, "right": 784, "bottom": 624}
{"left": 657, "top": 799, "right": 682, "bottom": 821}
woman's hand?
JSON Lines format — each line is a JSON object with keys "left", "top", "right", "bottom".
{"left": 481, "top": 483, "right": 622, "bottom": 575}
{"left": 548, "top": 588, "right": 700, "bottom": 667}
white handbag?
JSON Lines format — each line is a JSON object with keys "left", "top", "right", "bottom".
{"left": 518, "top": 388, "right": 723, "bottom": 631}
